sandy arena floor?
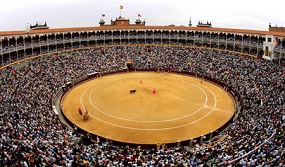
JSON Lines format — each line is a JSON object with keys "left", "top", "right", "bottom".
{"left": 61, "top": 72, "right": 235, "bottom": 145}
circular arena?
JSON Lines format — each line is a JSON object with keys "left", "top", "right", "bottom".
{"left": 0, "top": 18, "right": 285, "bottom": 166}
{"left": 62, "top": 72, "right": 235, "bottom": 145}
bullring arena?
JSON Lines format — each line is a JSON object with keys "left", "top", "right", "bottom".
{"left": 0, "top": 15, "right": 285, "bottom": 166}
{"left": 62, "top": 72, "right": 235, "bottom": 144}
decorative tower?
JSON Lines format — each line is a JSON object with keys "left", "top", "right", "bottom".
{"left": 99, "top": 19, "right": 105, "bottom": 26}
{"left": 25, "top": 23, "right": 30, "bottom": 34}
{"left": 189, "top": 16, "right": 192, "bottom": 27}
{"left": 135, "top": 19, "right": 142, "bottom": 25}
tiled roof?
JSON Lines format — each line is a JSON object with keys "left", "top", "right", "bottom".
{"left": 1, "top": 25, "right": 285, "bottom": 37}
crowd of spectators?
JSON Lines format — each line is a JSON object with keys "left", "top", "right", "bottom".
{"left": 0, "top": 45, "right": 285, "bottom": 166}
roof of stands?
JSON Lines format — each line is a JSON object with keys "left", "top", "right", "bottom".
{"left": 1, "top": 25, "right": 285, "bottom": 37}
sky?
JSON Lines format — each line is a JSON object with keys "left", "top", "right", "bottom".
{"left": 0, "top": 0, "right": 284, "bottom": 32}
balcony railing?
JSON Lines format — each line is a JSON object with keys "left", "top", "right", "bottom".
{"left": 0, "top": 35, "right": 266, "bottom": 56}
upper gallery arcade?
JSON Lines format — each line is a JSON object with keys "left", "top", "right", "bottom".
{"left": 0, "top": 16, "right": 285, "bottom": 66}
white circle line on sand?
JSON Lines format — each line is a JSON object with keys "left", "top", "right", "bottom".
{"left": 76, "top": 73, "right": 221, "bottom": 130}
{"left": 87, "top": 74, "right": 208, "bottom": 123}
{"left": 84, "top": 79, "right": 218, "bottom": 130}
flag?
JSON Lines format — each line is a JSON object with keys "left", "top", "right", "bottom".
{"left": 138, "top": 13, "right": 141, "bottom": 17}
{"left": 102, "top": 14, "right": 105, "bottom": 17}
{"left": 120, "top": 5, "right": 123, "bottom": 9}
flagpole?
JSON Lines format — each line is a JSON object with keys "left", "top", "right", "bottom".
{"left": 119, "top": 5, "right": 123, "bottom": 17}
